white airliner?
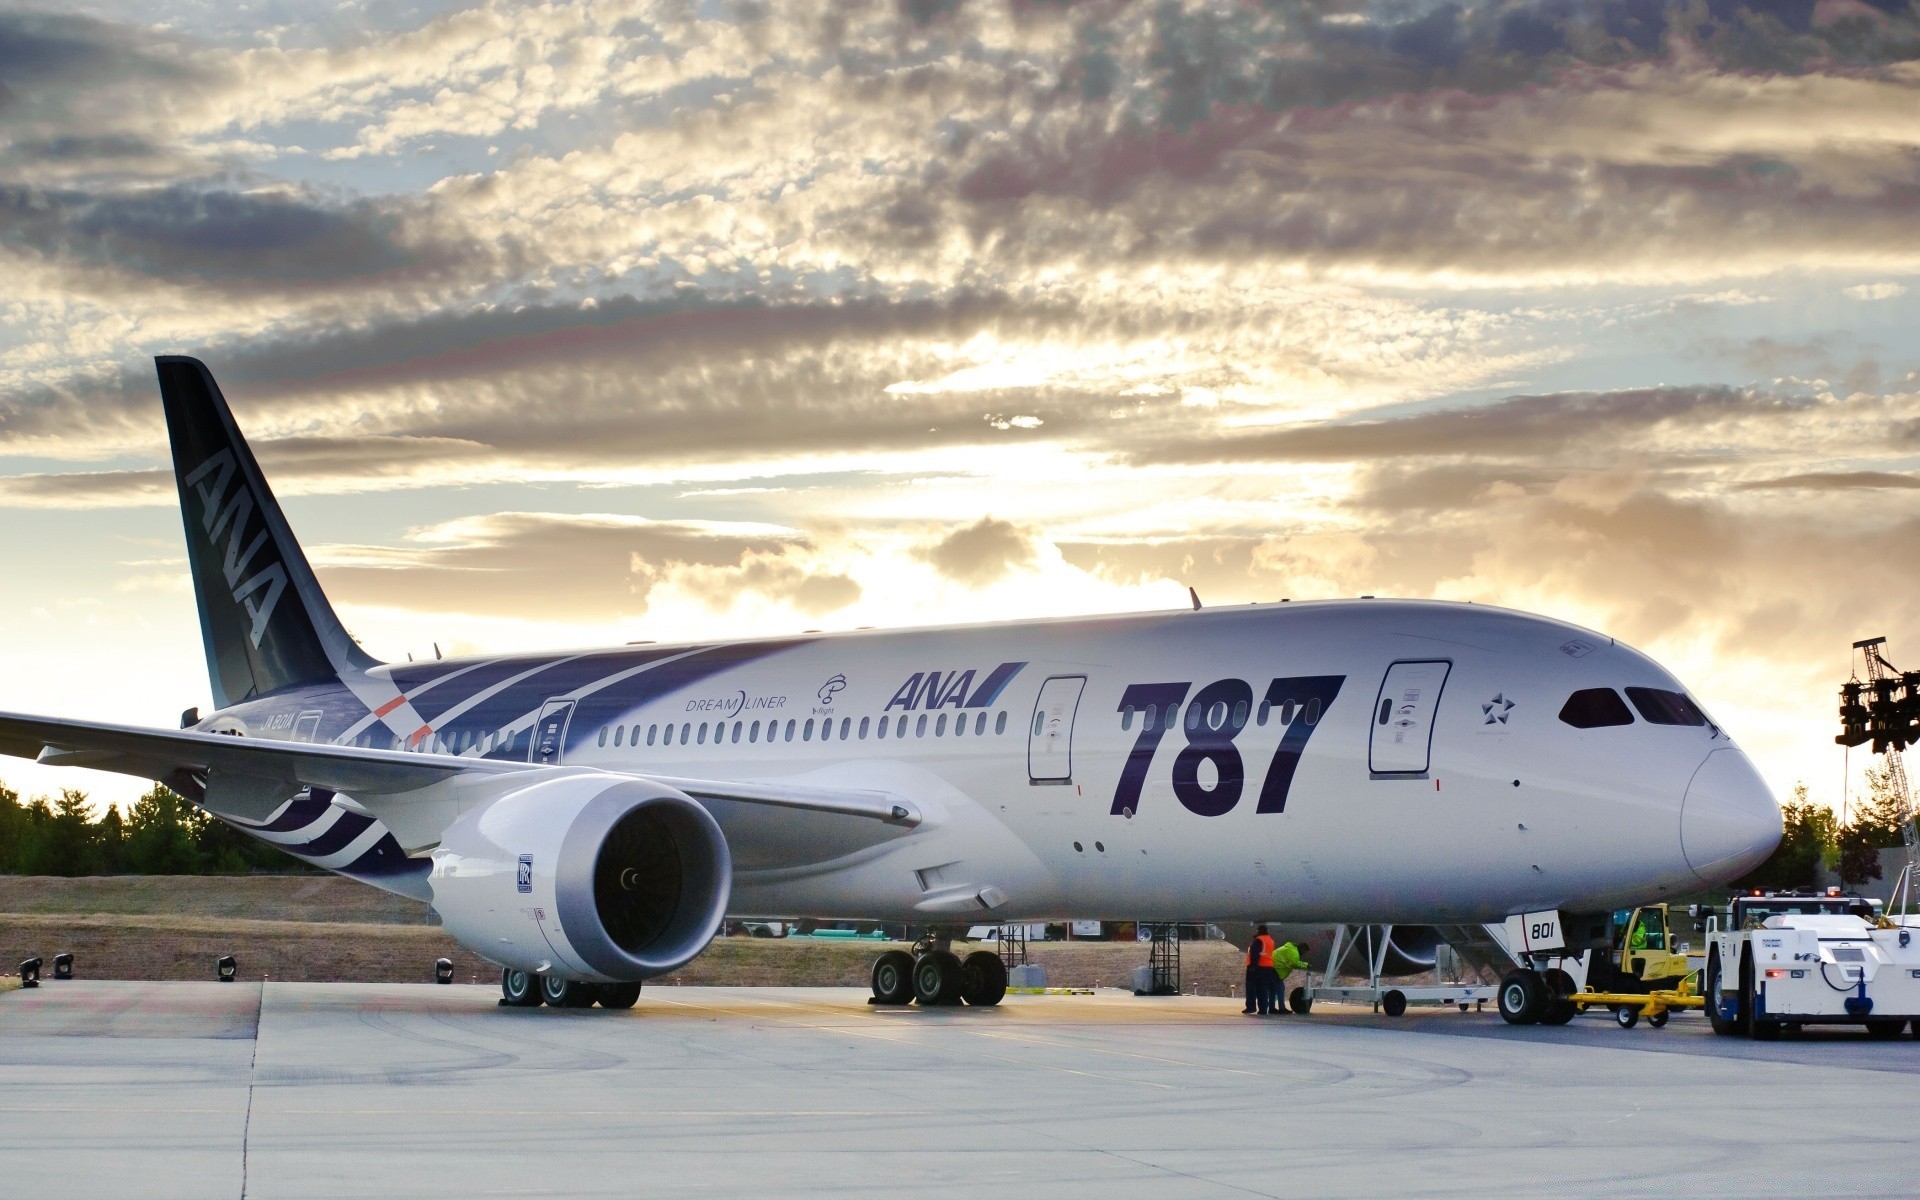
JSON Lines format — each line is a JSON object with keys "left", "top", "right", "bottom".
{"left": 0, "top": 357, "right": 1781, "bottom": 1012}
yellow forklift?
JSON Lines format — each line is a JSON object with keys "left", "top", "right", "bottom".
{"left": 1565, "top": 903, "right": 1704, "bottom": 1028}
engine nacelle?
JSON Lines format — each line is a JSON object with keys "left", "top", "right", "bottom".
{"left": 429, "top": 773, "right": 731, "bottom": 982}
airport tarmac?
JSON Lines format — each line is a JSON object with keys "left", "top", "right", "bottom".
{"left": 4, "top": 981, "right": 1919, "bottom": 1198}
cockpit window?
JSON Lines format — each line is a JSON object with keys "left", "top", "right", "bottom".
{"left": 1625, "top": 687, "right": 1707, "bottom": 727}
{"left": 1559, "top": 688, "right": 1634, "bottom": 728}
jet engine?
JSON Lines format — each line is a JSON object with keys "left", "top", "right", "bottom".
{"left": 1371, "top": 925, "right": 1441, "bottom": 976}
{"left": 429, "top": 774, "right": 731, "bottom": 982}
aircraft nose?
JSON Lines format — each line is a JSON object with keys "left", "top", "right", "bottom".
{"left": 1680, "top": 747, "right": 1781, "bottom": 885}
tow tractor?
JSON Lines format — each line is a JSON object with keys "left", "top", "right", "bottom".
{"left": 1565, "top": 903, "right": 1708, "bottom": 1029}
{"left": 1495, "top": 903, "right": 1706, "bottom": 1028}
{"left": 1703, "top": 887, "right": 1919, "bottom": 1038}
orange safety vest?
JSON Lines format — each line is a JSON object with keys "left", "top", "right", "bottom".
{"left": 1248, "top": 934, "right": 1275, "bottom": 968}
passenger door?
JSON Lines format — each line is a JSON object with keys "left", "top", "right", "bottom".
{"left": 1027, "top": 675, "right": 1087, "bottom": 784}
{"left": 529, "top": 699, "right": 574, "bottom": 765}
{"left": 1369, "top": 660, "right": 1450, "bottom": 775}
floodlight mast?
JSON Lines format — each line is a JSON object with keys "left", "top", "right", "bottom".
{"left": 1837, "top": 636, "right": 1920, "bottom": 905}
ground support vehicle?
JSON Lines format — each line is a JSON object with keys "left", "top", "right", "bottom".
{"left": 1705, "top": 890, "right": 1919, "bottom": 1039}
{"left": 1295, "top": 924, "right": 1496, "bottom": 1016}
{"left": 1568, "top": 979, "right": 1705, "bottom": 1029}
{"left": 1488, "top": 905, "right": 1697, "bottom": 1025}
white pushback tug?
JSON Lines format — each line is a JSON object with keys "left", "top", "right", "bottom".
{"left": 1704, "top": 885, "right": 1920, "bottom": 1039}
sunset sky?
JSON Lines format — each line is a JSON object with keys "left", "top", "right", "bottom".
{"left": 3, "top": 0, "right": 1918, "bottom": 816}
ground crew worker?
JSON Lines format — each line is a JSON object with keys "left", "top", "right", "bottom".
{"left": 1243, "top": 924, "right": 1277, "bottom": 1015}
{"left": 1270, "top": 940, "right": 1310, "bottom": 1015}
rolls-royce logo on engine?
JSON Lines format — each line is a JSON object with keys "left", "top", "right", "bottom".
{"left": 516, "top": 854, "right": 533, "bottom": 893}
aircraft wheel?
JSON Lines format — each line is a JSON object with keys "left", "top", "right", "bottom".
{"left": 540, "top": 974, "right": 587, "bottom": 1007}
{"left": 1497, "top": 970, "right": 1545, "bottom": 1025}
{"left": 1381, "top": 989, "right": 1407, "bottom": 1018}
{"left": 1613, "top": 1005, "right": 1639, "bottom": 1029}
{"left": 960, "top": 951, "right": 1008, "bottom": 1006}
{"left": 1866, "top": 1019, "right": 1904, "bottom": 1038}
{"left": 1538, "top": 968, "right": 1578, "bottom": 1026}
{"left": 1288, "top": 987, "right": 1312, "bottom": 1015}
{"left": 600, "top": 983, "right": 642, "bottom": 1010}
{"left": 500, "top": 968, "right": 541, "bottom": 1008}
{"left": 1704, "top": 951, "right": 1738, "bottom": 1037}
{"left": 870, "top": 950, "right": 915, "bottom": 1005}
{"left": 913, "top": 950, "right": 964, "bottom": 1006}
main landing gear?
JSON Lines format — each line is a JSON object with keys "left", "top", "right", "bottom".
{"left": 500, "top": 968, "right": 643, "bottom": 1010}
{"left": 869, "top": 938, "right": 1007, "bottom": 1008}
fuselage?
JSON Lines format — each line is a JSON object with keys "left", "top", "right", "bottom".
{"left": 201, "top": 597, "right": 1781, "bottom": 926}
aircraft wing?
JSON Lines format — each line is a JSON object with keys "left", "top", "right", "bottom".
{"left": 0, "top": 711, "right": 918, "bottom": 827}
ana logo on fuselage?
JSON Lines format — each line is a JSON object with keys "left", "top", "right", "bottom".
{"left": 884, "top": 662, "right": 1025, "bottom": 711}
{"left": 183, "top": 449, "right": 286, "bottom": 649}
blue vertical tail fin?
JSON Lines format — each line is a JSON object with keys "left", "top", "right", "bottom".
{"left": 155, "top": 356, "right": 378, "bottom": 707}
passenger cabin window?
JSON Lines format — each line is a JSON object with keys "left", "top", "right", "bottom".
{"left": 1559, "top": 688, "right": 1634, "bottom": 729}
{"left": 1625, "top": 687, "right": 1708, "bottom": 727}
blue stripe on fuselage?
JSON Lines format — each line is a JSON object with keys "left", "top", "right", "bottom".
{"left": 561, "top": 640, "right": 812, "bottom": 754}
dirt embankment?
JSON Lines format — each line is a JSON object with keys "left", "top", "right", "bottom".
{"left": 0, "top": 875, "right": 431, "bottom": 923}
{"left": 1, "top": 876, "right": 1267, "bottom": 993}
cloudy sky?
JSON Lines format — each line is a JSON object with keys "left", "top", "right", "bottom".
{"left": 3, "top": 0, "right": 1918, "bottom": 816}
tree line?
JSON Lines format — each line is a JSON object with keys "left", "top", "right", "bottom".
{"left": 0, "top": 781, "right": 316, "bottom": 875}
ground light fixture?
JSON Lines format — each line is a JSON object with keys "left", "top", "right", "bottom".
{"left": 216, "top": 955, "right": 237, "bottom": 982}
{"left": 52, "top": 952, "right": 72, "bottom": 980}
{"left": 19, "top": 957, "right": 42, "bottom": 988}
{"left": 435, "top": 958, "right": 454, "bottom": 985}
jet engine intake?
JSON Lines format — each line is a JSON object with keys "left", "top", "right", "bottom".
{"left": 429, "top": 774, "right": 730, "bottom": 982}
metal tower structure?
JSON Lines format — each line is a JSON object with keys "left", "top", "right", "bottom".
{"left": 1837, "top": 637, "right": 1920, "bottom": 894}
